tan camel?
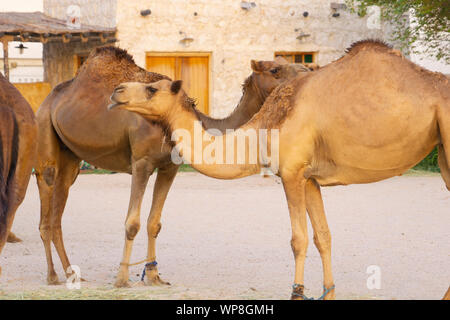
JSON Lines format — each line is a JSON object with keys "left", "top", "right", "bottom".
{"left": 0, "top": 73, "right": 37, "bottom": 275}
{"left": 110, "top": 40, "right": 450, "bottom": 300}
{"left": 35, "top": 46, "right": 306, "bottom": 287}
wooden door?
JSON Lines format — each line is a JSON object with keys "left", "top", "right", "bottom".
{"left": 146, "top": 54, "right": 209, "bottom": 114}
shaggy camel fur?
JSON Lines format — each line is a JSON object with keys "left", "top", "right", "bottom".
{"left": 0, "top": 73, "right": 37, "bottom": 275}
{"left": 110, "top": 40, "right": 450, "bottom": 300}
{"left": 35, "top": 46, "right": 305, "bottom": 287}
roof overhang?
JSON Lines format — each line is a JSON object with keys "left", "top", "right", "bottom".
{"left": 0, "top": 12, "right": 116, "bottom": 44}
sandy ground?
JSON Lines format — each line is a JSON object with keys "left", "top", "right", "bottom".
{"left": 0, "top": 172, "right": 449, "bottom": 300}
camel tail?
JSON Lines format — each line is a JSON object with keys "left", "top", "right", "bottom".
{"left": 0, "top": 105, "right": 19, "bottom": 242}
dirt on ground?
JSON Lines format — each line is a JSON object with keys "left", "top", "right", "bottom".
{"left": 0, "top": 171, "right": 449, "bottom": 300}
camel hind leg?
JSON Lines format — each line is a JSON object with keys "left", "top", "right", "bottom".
{"left": 50, "top": 149, "right": 80, "bottom": 279}
{"left": 436, "top": 107, "right": 450, "bottom": 299}
{"left": 6, "top": 232, "right": 22, "bottom": 243}
{"left": 438, "top": 145, "right": 450, "bottom": 190}
{"left": 35, "top": 103, "right": 80, "bottom": 284}
{"left": 36, "top": 145, "right": 80, "bottom": 284}
{"left": 437, "top": 107, "right": 450, "bottom": 190}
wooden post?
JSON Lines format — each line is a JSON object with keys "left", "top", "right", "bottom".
{"left": 1, "top": 38, "right": 9, "bottom": 80}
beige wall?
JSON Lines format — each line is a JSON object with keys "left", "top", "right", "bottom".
{"left": 44, "top": 0, "right": 116, "bottom": 28}
{"left": 122, "top": 1, "right": 393, "bottom": 116}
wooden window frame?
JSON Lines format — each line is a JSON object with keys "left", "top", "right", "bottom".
{"left": 73, "top": 53, "right": 89, "bottom": 76}
{"left": 146, "top": 52, "right": 212, "bottom": 114}
{"left": 274, "top": 52, "right": 318, "bottom": 65}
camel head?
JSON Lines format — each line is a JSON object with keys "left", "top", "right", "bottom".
{"left": 109, "top": 79, "right": 183, "bottom": 121}
{"left": 249, "top": 57, "right": 310, "bottom": 97}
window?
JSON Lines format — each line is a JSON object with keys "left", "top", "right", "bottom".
{"left": 275, "top": 52, "right": 316, "bottom": 66}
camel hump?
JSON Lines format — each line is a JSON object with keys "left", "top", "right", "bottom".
{"left": 89, "top": 46, "right": 135, "bottom": 64}
{"left": 345, "top": 39, "right": 393, "bottom": 55}
{"left": 53, "top": 79, "right": 74, "bottom": 93}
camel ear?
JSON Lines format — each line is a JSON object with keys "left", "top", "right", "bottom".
{"left": 274, "top": 56, "right": 288, "bottom": 65}
{"left": 171, "top": 80, "right": 182, "bottom": 94}
{"left": 251, "top": 60, "right": 260, "bottom": 72}
{"left": 308, "top": 63, "right": 320, "bottom": 71}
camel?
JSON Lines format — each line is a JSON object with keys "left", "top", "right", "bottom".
{"left": 110, "top": 40, "right": 450, "bottom": 300}
{"left": 0, "top": 105, "right": 19, "bottom": 266}
{"left": 0, "top": 73, "right": 37, "bottom": 275}
{"left": 35, "top": 45, "right": 306, "bottom": 287}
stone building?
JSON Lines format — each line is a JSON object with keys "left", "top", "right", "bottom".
{"left": 43, "top": 0, "right": 395, "bottom": 116}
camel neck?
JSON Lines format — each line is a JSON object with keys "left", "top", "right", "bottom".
{"left": 164, "top": 98, "right": 264, "bottom": 179}
{"left": 193, "top": 86, "right": 263, "bottom": 133}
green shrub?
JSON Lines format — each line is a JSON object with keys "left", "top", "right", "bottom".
{"left": 413, "top": 147, "right": 440, "bottom": 172}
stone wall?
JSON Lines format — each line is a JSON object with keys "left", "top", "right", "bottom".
{"left": 45, "top": 0, "right": 396, "bottom": 117}
{"left": 117, "top": 0, "right": 395, "bottom": 117}
{"left": 43, "top": 0, "right": 116, "bottom": 87}
{"left": 44, "top": 0, "right": 116, "bottom": 28}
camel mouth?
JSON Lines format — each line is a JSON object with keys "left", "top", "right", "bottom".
{"left": 107, "top": 101, "right": 128, "bottom": 110}
{"left": 108, "top": 95, "right": 129, "bottom": 110}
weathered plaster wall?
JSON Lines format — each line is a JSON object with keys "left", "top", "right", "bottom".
{"left": 43, "top": 0, "right": 116, "bottom": 87}
{"left": 44, "top": 0, "right": 116, "bottom": 28}
{"left": 117, "top": 1, "right": 394, "bottom": 117}
{"left": 44, "top": 0, "right": 394, "bottom": 117}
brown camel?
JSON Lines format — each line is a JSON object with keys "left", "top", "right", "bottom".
{"left": 35, "top": 46, "right": 306, "bottom": 287}
{"left": 110, "top": 40, "right": 450, "bottom": 300}
{"left": 0, "top": 73, "right": 37, "bottom": 275}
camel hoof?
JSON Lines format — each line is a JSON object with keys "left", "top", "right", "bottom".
{"left": 290, "top": 295, "right": 304, "bottom": 300}
{"left": 145, "top": 275, "right": 171, "bottom": 286}
{"left": 7, "top": 232, "right": 22, "bottom": 243}
{"left": 323, "top": 292, "right": 335, "bottom": 300}
{"left": 47, "top": 273, "right": 60, "bottom": 285}
{"left": 114, "top": 278, "right": 132, "bottom": 288}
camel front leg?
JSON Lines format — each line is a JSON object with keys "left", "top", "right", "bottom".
{"left": 115, "top": 159, "right": 153, "bottom": 288}
{"left": 281, "top": 170, "right": 309, "bottom": 300}
{"left": 305, "top": 179, "right": 335, "bottom": 300}
{"left": 145, "top": 163, "right": 178, "bottom": 286}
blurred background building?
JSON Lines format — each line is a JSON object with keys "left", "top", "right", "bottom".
{"left": 0, "top": 0, "right": 448, "bottom": 115}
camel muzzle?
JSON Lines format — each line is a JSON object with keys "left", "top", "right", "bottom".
{"left": 108, "top": 94, "right": 128, "bottom": 110}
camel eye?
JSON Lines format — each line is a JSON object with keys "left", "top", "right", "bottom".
{"left": 270, "top": 67, "right": 280, "bottom": 75}
{"left": 147, "top": 86, "right": 158, "bottom": 94}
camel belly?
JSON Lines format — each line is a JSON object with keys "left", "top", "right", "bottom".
{"left": 311, "top": 135, "right": 438, "bottom": 186}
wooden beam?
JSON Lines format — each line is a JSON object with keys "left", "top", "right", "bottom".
{"left": 62, "top": 33, "right": 72, "bottom": 43}
{"left": 1, "top": 37, "right": 10, "bottom": 80}
{"left": 40, "top": 33, "right": 49, "bottom": 44}
{"left": 100, "top": 33, "right": 108, "bottom": 43}
{"left": 80, "top": 33, "right": 89, "bottom": 43}
{"left": 19, "top": 32, "right": 30, "bottom": 42}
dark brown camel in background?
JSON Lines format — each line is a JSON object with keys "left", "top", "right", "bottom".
{"left": 35, "top": 46, "right": 307, "bottom": 287}
{"left": 0, "top": 73, "right": 37, "bottom": 276}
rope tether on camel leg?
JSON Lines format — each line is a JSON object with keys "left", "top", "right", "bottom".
{"left": 141, "top": 261, "right": 158, "bottom": 281}
{"left": 120, "top": 258, "right": 155, "bottom": 267}
{"left": 291, "top": 284, "right": 335, "bottom": 300}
